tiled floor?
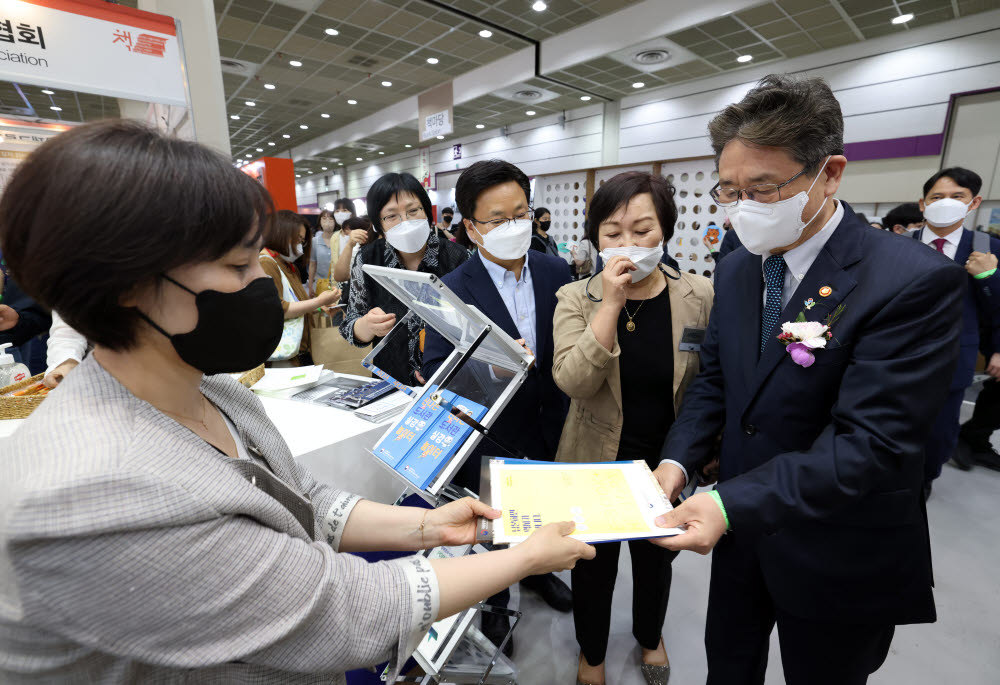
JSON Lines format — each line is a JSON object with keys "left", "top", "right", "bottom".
{"left": 505, "top": 416, "right": 1000, "bottom": 685}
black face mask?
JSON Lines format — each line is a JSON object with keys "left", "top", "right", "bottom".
{"left": 539, "top": 220, "right": 551, "bottom": 231}
{"left": 139, "top": 275, "right": 284, "bottom": 375}
{"left": 443, "top": 215, "right": 453, "bottom": 224}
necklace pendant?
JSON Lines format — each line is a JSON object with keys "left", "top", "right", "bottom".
{"left": 626, "top": 320, "right": 636, "bottom": 332}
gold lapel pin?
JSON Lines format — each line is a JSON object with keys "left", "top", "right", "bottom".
{"left": 819, "top": 286, "right": 833, "bottom": 297}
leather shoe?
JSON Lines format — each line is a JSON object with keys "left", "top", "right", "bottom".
{"left": 974, "top": 446, "right": 1000, "bottom": 472}
{"left": 481, "top": 611, "right": 513, "bottom": 658}
{"left": 950, "top": 441, "right": 974, "bottom": 471}
{"left": 520, "top": 572, "right": 573, "bottom": 612}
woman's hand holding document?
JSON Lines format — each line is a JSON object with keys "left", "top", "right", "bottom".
{"left": 488, "top": 459, "right": 686, "bottom": 545}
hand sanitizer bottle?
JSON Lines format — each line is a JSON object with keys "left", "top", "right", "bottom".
{"left": 0, "top": 343, "right": 30, "bottom": 388}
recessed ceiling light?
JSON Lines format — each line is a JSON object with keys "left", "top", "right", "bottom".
{"left": 41, "top": 89, "right": 54, "bottom": 95}
{"left": 339, "top": 162, "right": 344, "bottom": 166}
{"left": 892, "top": 13, "right": 914, "bottom": 24}
{"left": 476, "top": 124, "right": 485, "bottom": 129}
{"left": 632, "top": 82, "right": 645, "bottom": 88}
{"left": 267, "top": 142, "right": 275, "bottom": 146}
{"left": 381, "top": 80, "right": 392, "bottom": 87}
{"left": 230, "top": 114, "right": 240, "bottom": 119}
{"left": 289, "top": 60, "right": 302, "bottom": 67}
{"left": 426, "top": 57, "right": 439, "bottom": 64}
{"left": 256, "top": 147, "right": 263, "bottom": 152}
{"left": 356, "top": 157, "right": 363, "bottom": 161}
{"left": 296, "top": 174, "right": 301, "bottom": 178}
{"left": 321, "top": 113, "right": 330, "bottom": 118}
{"left": 300, "top": 124, "right": 308, "bottom": 129}
{"left": 405, "top": 144, "right": 412, "bottom": 148}
{"left": 347, "top": 99, "right": 357, "bottom": 105}
{"left": 737, "top": 54, "right": 753, "bottom": 63}
{"left": 325, "top": 28, "right": 339, "bottom": 36}
{"left": 378, "top": 151, "right": 385, "bottom": 155}
{"left": 321, "top": 166, "right": 327, "bottom": 170}
{"left": 245, "top": 101, "right": 255, "bottom": 107}
{"left": 436, "top": 135, "right": 444, "bottom": 139}
{"left": 264, "top": 83, "right": 276, "bottom": 90}
{"left": 525, "top": 110, "right": 536, "bottom": 116}
{"left": 282, "top": 134, "right": 291, "bottom": 139}
{"left": 479, "top": 29, "right": 493, "bottom": 38}
{"left": 50, "top": 106, "right": 62, "bottom": 111}
{"left": 245, "top": 153, "right": 252, "bottom": 157}
{"left": 532, "top": 1, "right": 547, "bottom": 10}
{"left": 580, "top": 95, "right": 592, "bottom": 101}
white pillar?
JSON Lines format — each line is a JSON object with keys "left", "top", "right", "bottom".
{"left": 138, "top": 0, "right": 230, "bottom": 156}
{"left": 601, "top": 100, "right": 620, "bottom": 168}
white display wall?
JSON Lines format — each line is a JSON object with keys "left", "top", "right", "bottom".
{"left": 661, "top": 158, "right": 721, "bottom": 278}
{"left": 533, "top": 171, "right": 588, "bottom": 263}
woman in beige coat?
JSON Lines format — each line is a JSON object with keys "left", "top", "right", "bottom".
{"left": 551, "top": 171, "right": 713, "bottom": 685}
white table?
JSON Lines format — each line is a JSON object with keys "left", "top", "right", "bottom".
{"left": 0, "top": 375, "right": 413, "bottom": 505}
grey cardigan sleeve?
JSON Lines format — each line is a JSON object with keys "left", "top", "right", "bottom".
{"left": 7, "top": 468, "right": 439, "bottom": 680}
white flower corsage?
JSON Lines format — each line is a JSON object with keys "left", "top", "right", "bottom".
{"left": 776, "top": 305, "right": 845, "bottom": 368}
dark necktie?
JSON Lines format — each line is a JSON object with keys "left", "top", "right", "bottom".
{"left": 761, "top": 255, "right": 786, "bottom": 354}
{"left": 932, "top": 238, "right": 947, "bottom": 254}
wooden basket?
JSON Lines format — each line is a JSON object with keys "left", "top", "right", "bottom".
{"left": 0, "top": 374, "right": 46, "bottom": 420}
{"left": 237, "top": 365, "right": 265, "bottom": 388}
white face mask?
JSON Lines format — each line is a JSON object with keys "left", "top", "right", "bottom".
{"left": 384, "top": 218, "right": 430, "bottom": 254}
{"left": 333, "top": 211, "right": 352, "bottom": 225}
{"left": 723, "top": 156, "right": 830, "bottom": 256}
{"left": 600, "top": 245, "right": 663, "bottom": 282}
{"left": 280, "top": 243, "right": 304, "bottom": 263}
{"left": 472, "top": 219, "right": 533, "bottom": 260}
{"left": 923, "top": 198, "right": 972, "bottom": 229}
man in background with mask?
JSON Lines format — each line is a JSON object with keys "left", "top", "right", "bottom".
{"left": 422, "top": 159, "right": 574, "bottom": 655}
{"left": 649, "top": 74, "right": 964, "bottom": 685}
{"left": 912, "top": 167, "right": 1000, "bottom": 477}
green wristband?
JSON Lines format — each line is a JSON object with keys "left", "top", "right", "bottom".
{"left": 974, "top": 268, "right": 997, "bottom": 280}
{"left": 708, "top": 489, "right": 730, "bottom": 530}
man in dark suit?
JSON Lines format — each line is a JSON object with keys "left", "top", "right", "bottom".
{"left": 422, "top": 159, "right": 573, "bottom": 654}
{"left": 910, "top": 167, "right": 1000, "bottom": 476}
{"left": 652, "top": 74, "right": 964, "bottom": 685}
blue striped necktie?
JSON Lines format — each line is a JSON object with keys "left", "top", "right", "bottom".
{"left": 761, "top": 254, "right": 786, "bottom": 354}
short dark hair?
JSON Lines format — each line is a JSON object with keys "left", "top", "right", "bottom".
{"left": 923, "top": 167, "right": 982, "bottom": 198}
{"left": 0, "top": 120, "right": 273, "bottom": 351}
{"left": 366, "top": 172, "right": 433, "bottom": 236}
{"left": 533, "top": 207, "right": 550, "bottom": 222}
{"left": 455, "top": 160, "right": 531, "bottom": 221}
{"left": 333, "top": 198, "right": 354, "bottom": 213}
{"left": 882, "top": 202, "right": 924, "bottom": 230}
{"left": 343, "top": 215, "right": 375, "bottom": 243}
{"left": 441, "top": 206, "right": 454, "bottom": 216}
{"left": 708, "top": 74, "right": 844, "bottom": 176}
{"left": 266, "top": 209, "right": 311, "bottom": 264}
{"left": 585, "top": 171, "right": 677, "bottom": 247}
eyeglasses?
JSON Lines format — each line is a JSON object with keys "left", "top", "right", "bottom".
{"left": 381, "top": 206, "right": 426, "bottom": 228}
{"left": 710, "top": 166, "right": 809, "bottom": 206}
{"left": 470, "top": 208, "right": 533, "bottom": 230}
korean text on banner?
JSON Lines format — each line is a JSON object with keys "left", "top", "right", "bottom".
{"left": 0, "top": 0, "right": 186, "bottom": 106}
{"left": 419, "top": 146, "right": 431, "bottom": 189}
{"left": 418, "top": 81, "right": 454, "bottom": 142}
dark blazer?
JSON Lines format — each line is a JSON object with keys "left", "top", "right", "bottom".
{"left": 422, "top": 252, "right": 573, "bottom": 489}
{"left": 0, "top": 276, "right": 51, "bottom": 348}
{"left": 911, "top": 228, "right": 1000, "bottom": 388}
{"left": 715, "top": 227, "right": 742, "bottom": 262}
{"left": 661, "top": 202, "right": 965, "bottom": 626}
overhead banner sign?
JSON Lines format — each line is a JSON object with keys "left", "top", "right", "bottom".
{"left": 418, "top": 81, "right": 453, "bottom": 142}
{"left": 0, "top": 0, "right": 187, "bottom": 106}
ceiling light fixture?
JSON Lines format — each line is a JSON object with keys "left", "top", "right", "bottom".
{"left": 245, "top": 153, "right": 252, "bottom": 157}
{"left": 282, "top": 134, "right": 291, "bottom": 139}
{"left": 321, "top": 113, "right": 330, "bottom": 118}
{"left": 381, "top": 80, "right": 392, "bottom": 87}
{"left": 737, "top": 54, "right": 753, "bottom": 63}
{"left": 325, "top": 28, "right": 339, "bottom": 36}
{"left": 347, "top": 99, "right": 357, "bottom": 105}
{"left": 436, "top": 135, "right": 444, "bottom": 139}
{"left": 267, "top": 142, "right": 275, "bottom": 146}
{"left": 892, "top": 13, "right": 914, "bottom": 24}
{"left": 300, "top": 124, "right": 309, "bottom": 129}
{"left": 532, "top": 1, "right": 547, "bottom": 10}
{"left": 479, "top": 29, "right": 493, "bottom": 38}
{"left": 256, "top": 148, "right": 263, "bottom": 152}
{"left": 356, "top": 157, "right": 363, "bottom": 161}
{"left": 405, "top": 144, "right": 412, "bottom": 148}
{"left": 339, "top": 162, "right": 344, "bottom": 166}
{"left": 426, "top": 57, "right": 439, "bottom": 64}
{"left": 525, "top": 110, "right": 536, "bottom": 116}
{"left": 296, "top": 174, "right": 301, "bottom": 178}
{"left": 41, "top": 89, "right": 54, "bottom": 95}
{"left": 246, "top": 101, "right": 255, "bottom": 107}
{"left": 632, "top": 82, "right": 645, "bottom": 88}
{"left": 580, "top": 95, "right": 592, "bottom": 101}
{"left": 378, "top": 151, "right": 385, "bottom": 155}
{"left": 289, "top": 60, "right": 302, "bottom": 67}
{"left": 50, "top": 106, "right": 62, "bottom": 111}
{"left": 321, "top": 166, "right": 328, "bottom": 170}
{"left": 230, "top": 114, "right": 240, "bottom": 119}
{"left": 476, "top": 124, "right": 485, "bottom": 129}
{"left": 264, "top": 83, "right": 276, "bottom": 90}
